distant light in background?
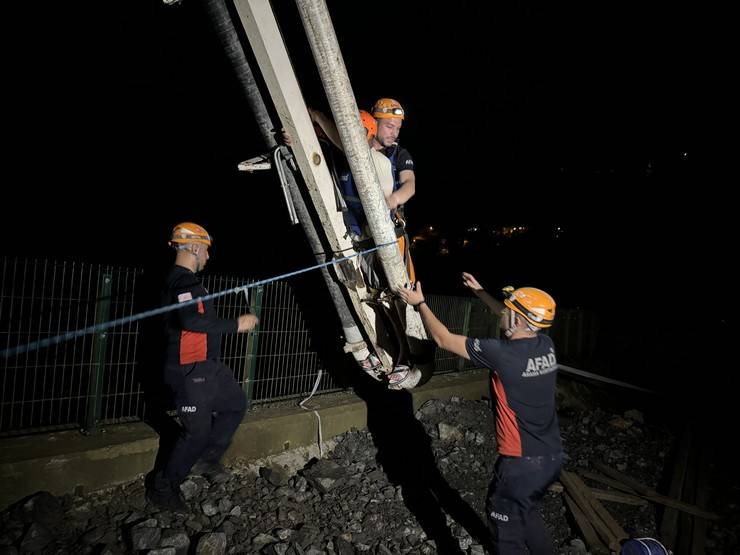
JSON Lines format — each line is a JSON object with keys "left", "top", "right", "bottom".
{"left": 502, "top": 226, "right": 528, "bottom": 237}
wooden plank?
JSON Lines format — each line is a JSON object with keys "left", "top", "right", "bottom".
{"left": 590, "top": 487, "right": 648, "bottom": 507}
{"left": 564, "top": 492, "right": 608, "bottom": 555}
{"left": 579, "top": 469, "right": 638, "bottom": 494}
{"left": 593, "top": 462, "right": 719, "bottom": 520}
{"left": 553, "top": 478, "right": 644, "bottom": 506}
{"left": 584, "top": 492, "right": 629, "bottom": 547}
{"left": 560, "top": 471, "right": 620, "bottom": 552}
{"left": 660, "top": 427, "right": 692, "bottom": 552}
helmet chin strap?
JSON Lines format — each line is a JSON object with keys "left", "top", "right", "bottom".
{"left": 504, "top": 310, "right": 538, "bottom": 338}
{"left": 504, "top": 309, "right": 517, "bottom": 338}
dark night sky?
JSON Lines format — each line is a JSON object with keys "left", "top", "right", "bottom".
{"left": 5, "top": 2, "right": 721, "bottom": 320}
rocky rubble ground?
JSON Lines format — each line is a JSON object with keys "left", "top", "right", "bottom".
{"left": 2, "top": 395, "right": 738, "bottom": 554}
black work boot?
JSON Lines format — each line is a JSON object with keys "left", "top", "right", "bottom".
{"left": 145, "top": 471, "right": 188, "bottom": 512}
{"left": 190, "top": 460, "right": 232, "bottom": 484}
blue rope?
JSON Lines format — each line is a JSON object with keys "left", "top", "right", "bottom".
{"left": 1, "top": 241, "right": 398, "bottom": 359}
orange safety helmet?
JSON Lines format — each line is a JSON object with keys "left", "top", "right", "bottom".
{"left": 169, "top": 222, "right": 213, "bottom": 247}
{"left": 503, "top": 287, "right": 556, "bottom": 329}
{"left": 359, "top": 109, "right": 377, "bottom": 140}
{"left": 372, "top": 98, "right": 405, "bottom": 120}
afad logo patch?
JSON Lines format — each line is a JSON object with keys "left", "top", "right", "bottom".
{"left": 490, "top": 510, "right": 509, "bottom": 522}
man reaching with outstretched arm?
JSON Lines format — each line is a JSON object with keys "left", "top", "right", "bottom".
{"left": 397, "top": 275, "right": 563, "bottom": 554}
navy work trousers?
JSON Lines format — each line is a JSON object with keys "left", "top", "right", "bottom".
{"left": 162, "top": 359, "right": 246, "bottom": 487}
{"left": 486, "top": 452, "right": 563, "bottom": 554}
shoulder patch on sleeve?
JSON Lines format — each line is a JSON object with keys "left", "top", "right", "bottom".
{"left": 178, "top": 292, "right": 193, "bottom": 303}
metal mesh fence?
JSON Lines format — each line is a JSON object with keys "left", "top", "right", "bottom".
{"left": 5, "top": 258, "right": 580, "bottom": 436}
{"left": 426, "top": 294, "right": 500, "bottom": 372}
{"left": 0, "top": 258, "right": 141, "bottom": 434}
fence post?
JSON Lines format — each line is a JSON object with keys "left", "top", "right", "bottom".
{"left": 84, "top": 272, "right": 112, "bottom": 434}
{"left": 457, "top": 298, "right": 472, "bottom": 370}
{"left": 243, "top": 285, "right": 264, "bottom": 407}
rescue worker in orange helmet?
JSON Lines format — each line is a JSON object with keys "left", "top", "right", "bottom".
{"left": 303, "top": 106, "right": 420, "bottom": 388}
{"left": 309, "top": 103, "right": 416, "bottom": 281}
{"left": 146, "top": 222, "right": 259, "bottom": 511}
{"left": 369, "top": 99, "right": 416, "bottom": 284}
{"left": 397, "top": 273, "right": 562, "bottom": 553}
{"left": 370, "top": 98, "right": 415, "bottom": 214}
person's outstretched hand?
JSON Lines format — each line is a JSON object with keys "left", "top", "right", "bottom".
{"left": 397, "top": 281, "right": 425, "bottom": 306}
{"left": 462, "top": 272, "right": 483, "bottom": 291}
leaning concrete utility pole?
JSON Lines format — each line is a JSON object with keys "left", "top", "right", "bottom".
{"left": 294, "top": 0, "right": 428, "bottom": 344}
{"left": 200, "top": 0, "right": 377, "bottom": 369}
{"left": 232, "top": 0, "right": 400, "bottom": 372}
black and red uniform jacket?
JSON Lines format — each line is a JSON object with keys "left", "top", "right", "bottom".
{"left": 163, "top": 265, "right": 238, "bottom": 366}
{"left": 466, "top": 334, "right": 562, "bottom": 457}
